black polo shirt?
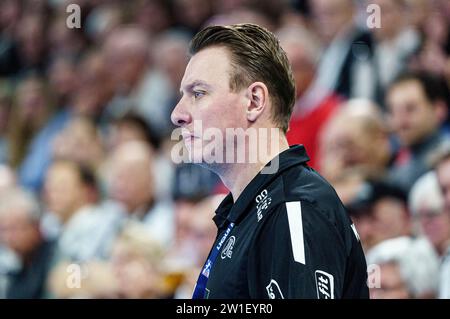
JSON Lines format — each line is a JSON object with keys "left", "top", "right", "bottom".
{"left": 201, "top": 145, "right": 369, "bottom": 299}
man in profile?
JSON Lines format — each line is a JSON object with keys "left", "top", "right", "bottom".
{"left": 171, "top": 23, "right": 368, "bottom": 299}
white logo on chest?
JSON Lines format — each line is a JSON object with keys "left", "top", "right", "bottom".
{"left": 221, "top": 236, "right": 236, "bottom": 259}
{"left": 255, "top": 189, "right": 272, "bottom": 222}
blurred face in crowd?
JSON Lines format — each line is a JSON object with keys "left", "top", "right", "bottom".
{"left": 174, "top": 200, "right": 197, "bottom": 244}
{"left": 310, "top": 0, "right": 354, "bottom": 43}
{"left": 53, "top": 117, "right": 104, "bottom": 168}
{"left": 111, "top": 245, "right": 154, "bottom": 298}
{"left": 352, "top": 198, "right": 410, "bottom": 251}
{"left": 109, "top": 144, "right": 154, "bottom": 213}
{"left": 104, "top": 29, "right": 149, "bottom": 92}
{"left": 44, "top": 162, "right": 89, "bottom": 224}
{"left": 282, "top": 41, "right": 315, "bottom": 99}
{"left": 16, "top": 77, "right": 48, "bottom": 124}
{"left": 48, "top": 57, "right": 77, "bottom": 105}
{"left": 387, "top": 80, "right": 443, "bottom": 147}
{"left": 17, "top": 14, "right": 45, "bottom": 66}
{"left": 416, "top": 206, "right": 450, "bottom": 256}
{"left": 371, "top": 0, "right": 404, "bottom": 41}
{"left": 0, "top": 210, "right": 41, "bottom": 258}
{"left": 370, "top": 262, "right": 410, "bottom": 299}
{"left": 171, "top": 46, "right": 248, "bottom": 164}
{"left": 73, "top": 52, "right": 112, "bottom": 117}
{"left": 319, "top": 113, "right": 390, "bottom": 181}
{"left": 437, "top": 158, "right": 450, "bottom": 210}
{"left": 174, "top": 0, "right": 212, "bottom": 31}
{"left": 186, "top": 198, "right": 217, "bottom": 265}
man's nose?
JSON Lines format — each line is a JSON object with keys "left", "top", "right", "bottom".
{"left": 171, "top": 99, "right": 192, "bottom": 127}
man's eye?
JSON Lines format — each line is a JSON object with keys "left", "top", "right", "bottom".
{"left": 194, "top": 91, "right": 205, "bottom": 99}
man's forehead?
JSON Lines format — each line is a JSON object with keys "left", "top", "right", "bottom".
{"left": 180, "top": 46, "right": 232, "bottom": 89}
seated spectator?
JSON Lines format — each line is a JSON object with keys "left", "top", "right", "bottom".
{"left": 277, "top": 25, "right": 341, "bottom": 169}
{"left": 309, "top": 0, "right": 374, "bottom": 99}
{"left": 165, "top": 194, "right": 223, "bottom": 298}
{"left": 367, "top": 236, "right": 439, "bottom": 299}
{"left": 110, "top": 222, "right": 168, "bottom": 298}
{"left": 347, "top": 179, "right": 411, "bottom": 252}
{"left": 52, "top": 116, "right": 105, "bottom": 172}
{"left": 0, "top": 188, "right": 55, "bottom": 298}
{"left": 43, "top": 159, "right": 122, "bottom": 262}
{"left": 387, "top": 71, "right": 449, "bottom": 193}
{"left": 364, "top": 0, "right": 421, "bottom": 105}
{"left": 8, "top": 74, "right": 54, "bottom": 171}
{"left": 429, "top": 142, "right": 450, "bottom": 298}
{"left": 409, "top": 171, "right": 450, "bottom": 257}
{"left": 105, "top": 141, "right": 174, "bottom": 248}
{"left": 319, "top": 99, "right": 392, "bottom": 183}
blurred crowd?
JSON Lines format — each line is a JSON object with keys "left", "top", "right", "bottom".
{"left": 0, "top": 0, "right": 450, "bottom": 299}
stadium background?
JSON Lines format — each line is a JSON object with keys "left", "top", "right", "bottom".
{"left": 0, "top": 0, "right": 449, "bottom": 298}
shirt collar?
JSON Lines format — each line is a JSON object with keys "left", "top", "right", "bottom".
{"left": 213, "top": 145, "right": 310, "bottom": 228}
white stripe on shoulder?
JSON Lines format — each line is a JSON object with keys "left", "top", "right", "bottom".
{"left": 285, "top": 201, "right": 305, "bottom": 265}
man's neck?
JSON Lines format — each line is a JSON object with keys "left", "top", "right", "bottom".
{"left": 217, "top": 134, "right": 289, "bottom": 202}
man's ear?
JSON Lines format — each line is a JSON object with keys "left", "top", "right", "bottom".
{"left": 246, "top": 82, "right": 269, "bottom": 122}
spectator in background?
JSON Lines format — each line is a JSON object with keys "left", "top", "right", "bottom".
{"left": 173, "top": 0, "right": 214, "bottom": 35}
{"left": 47, "top": 55, "right": 78, "bottom": 110}
{"left": 133, "top": 0, "right": 174, "bottom": 36}
{"left": 151, "top": 31, "right": 190, "bottom": 136}
{"left": 431, "top": 142, "right": 450, "bottom": 298}
{"left": 169, "top": 194, "right": 222, "bottom": 299}
{"left": 309, "top": 0, "right": 373, "bottom": 99}
{"left": 8, "top": 75, "right": 54, "bottom": 170}
{"left": 409, "top": 171, "right": 450, "bottom": 257}
{"left": 108, "top": 112, "right": 174, "bottom": 200}
{"left": 0, "top": 188, "right": 55, "bottom": 299}
{"left": 319, "top": 99, "right": 392, "bottom": 184}
{"left": 362, "top": 0, "right": 421, "bottom": 105}
{"left": 0, "top": 84, "right": 12, "bottom": 164}
{"left": 106, "top": 141, "right": 174, "bottom": 248}
{"left": 278, "top": 25, "right": 341, "bottom": 169}
{"left": 347, "top": 179, "right": 411, "bottom": 252}
{"left": 110, "top": 222, "right": 168, "bottom": 298}
{"left": 103, "top": 26, "right": 174, "bottom": 137}
{"left": 0, "top": 0, "right": 22, "bottom": 76}
{"left": 387, "top": 71, "right": 449, "bottom": 193}
{"left": 408, "top": 0, "right": 450, "bottom": 86}
{"left": 17, "top": 50, "right": 111, "bottom": 193}
{"left": 52, "top": 116, "right": 105, "bottom": 173}
{"left": 43, "top": 159, "right": 120, "bottom": 262}
{"left": 367, "top": 236, "right": 439, "bottom": 299}
{"left": 72, "top": 50, "right": 113, "bottom": 123}
{"left": 13, "top": 13, "right": 48, "bottom": 76}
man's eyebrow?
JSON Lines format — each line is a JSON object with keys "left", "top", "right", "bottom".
{"left": 180, "top": 81, "right": 212, "bottom": 94}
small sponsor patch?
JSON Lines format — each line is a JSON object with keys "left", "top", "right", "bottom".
{"left": 266, "top": 279, "right": 285, "bottom": 299}
{"left": 255, "top": 189, "right": 272, "bottom": 222}
{"left": 221, "top": 236, "right": 235, "bottom": 259}
{"left": 315, "top": 270, "right": 334, "bottom": 299}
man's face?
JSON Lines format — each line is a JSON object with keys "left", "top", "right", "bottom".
{"left": 387, "top": 80, "right": 439, "bottom": 147}
{"left": 44, "top": 163, "right": 86, "bottom": 222}
{"left": 352, "top": 198, "right": 409, "bottom": 251}
{"left": 0, "top": 210, "right": 40, "bottom": 257}
{"left": 310, "top": 0, "right": 353, "bottom": 43}
{"left": 417, "top": 207, "right": 450, "bottom": 253}
{"left": 370, "top": 262, "right": 410, "bottom": 299}
{"left": 171, "top": 46, "right": 247, "bottom": 164}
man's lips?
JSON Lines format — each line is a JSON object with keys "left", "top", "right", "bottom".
{"left": 181, "top": 131, "right": 199, "bottom": 142}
